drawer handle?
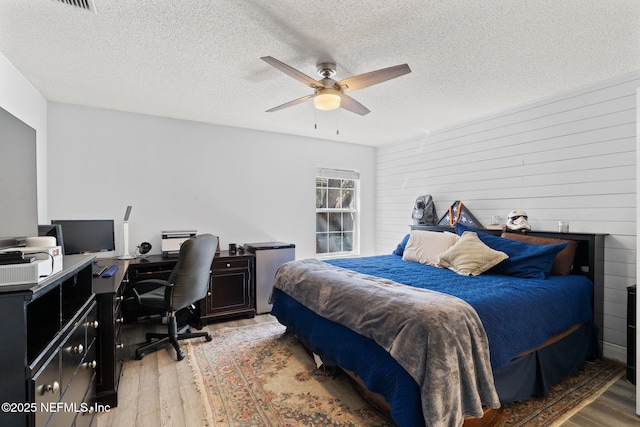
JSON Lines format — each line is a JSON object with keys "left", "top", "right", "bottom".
{"left": 115, "top": 343, "right": 124, "bottom": 350}
{"left": 71, "top": 344, "right": 84, "bottom": 355}
{"left": 115, "top": 317, "right": 125, "bottom": 324}
{"left": 226, "top": 263, "right": 231, "bottom": 268}
{"left": 83, "top": 360, "right": 97, "bottom": 369}
{"left": 86, "top": 320, "right": 99, "bottom": 329}
{"left": 115, "top": 296, "right": 124, "bottom": 302}
{"left": 207, "top": 291, "right": 212, "bottom": 297}
{"left": 630, "top": 325, "right": 636, "bottom": 330}
{"left": 42, "top": 381, "right": 60, "bottom": 395}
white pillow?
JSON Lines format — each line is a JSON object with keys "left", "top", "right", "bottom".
{"left": 402, "top": 230, "right": 459, "bottom": 266}
{"left": 436, "top": 231, "right": 509, "bottom": 276}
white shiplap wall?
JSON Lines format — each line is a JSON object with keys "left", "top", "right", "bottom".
{"left": 375, "top": 71, "right": 640, "bottom": 361}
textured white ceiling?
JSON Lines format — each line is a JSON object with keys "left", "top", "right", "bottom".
{"left": 1, "top": 0, "right": 639, "bottom": 146}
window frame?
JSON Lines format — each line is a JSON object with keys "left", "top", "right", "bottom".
{"left": 315, "top": 168, "right": 360, "bottom": 258}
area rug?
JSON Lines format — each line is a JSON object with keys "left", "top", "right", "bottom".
{"left": 187, "top": 322, "right": 625, "bottom": 427}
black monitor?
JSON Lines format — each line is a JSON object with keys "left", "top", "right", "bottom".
{"left": 38, "top": 224, "right": 66, "bottom": 255}
{"left": 51, "top": 220, "right": 115, "bottom": 255}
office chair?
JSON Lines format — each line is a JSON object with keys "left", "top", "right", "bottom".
{"left": 126, "top": 234, "right": 218, "bottom": 361}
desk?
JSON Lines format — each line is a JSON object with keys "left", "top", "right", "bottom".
{"left": 92, "top": 251, "right": 255, "bottom": 407}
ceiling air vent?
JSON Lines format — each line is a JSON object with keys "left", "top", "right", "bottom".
{"left": 54, "top": 0, "right": 97, "bottom": 13}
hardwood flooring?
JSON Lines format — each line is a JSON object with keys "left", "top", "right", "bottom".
{"left": 97, "top": 315, "right": 638, "bottom": 427}
{"left": 561, "top": 378, "right": 638, "bottom": 426}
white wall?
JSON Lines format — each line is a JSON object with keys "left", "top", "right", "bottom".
{"left": 376, "top": 71, "right": 640, "bottom": 362}
{"left": 46, "top": 103, "right": 376, "bottom": 260}
{"left": 0, "top": 52, "right": 48, "bottom": 222}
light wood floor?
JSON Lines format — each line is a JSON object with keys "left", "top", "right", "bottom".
{"left": 97, "top": 315, "right": 638, "bottom": 427}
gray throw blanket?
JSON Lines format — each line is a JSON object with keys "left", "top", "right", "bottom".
{"left": 274, "top": 259, "right": 500, "bottom": 427}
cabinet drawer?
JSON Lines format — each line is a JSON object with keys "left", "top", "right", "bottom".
{"left": 61, "top": 343, "right": 96, "bottom": 421}
{"left": 73, "top": 371, "right": 97, "bottom": 427}
{"left": 32, "top": 350, "right": 61, "bottom": 427}
{"left": 213, "top": 258, "right": 250, "bottom": 270}
{"left": 61, "top": 320, "right": 88, "bottom": 392}
{"left": 85, "top": 308, "right": 99, "bottom": 349}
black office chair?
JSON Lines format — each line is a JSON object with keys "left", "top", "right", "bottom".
{"left": 126, "top": 234, "right": 218, "bottom": 361}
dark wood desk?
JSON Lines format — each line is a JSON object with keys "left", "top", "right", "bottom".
{"left": 92, "top": 251, "right": 255, "bottom": 407}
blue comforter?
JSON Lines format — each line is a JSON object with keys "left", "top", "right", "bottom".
{"left": 326, "top": 254, "right": 594, "bottom": 369}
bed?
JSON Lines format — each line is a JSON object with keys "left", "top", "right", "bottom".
{"left": 270, "top": 224, "right": 604, "bottom": 427}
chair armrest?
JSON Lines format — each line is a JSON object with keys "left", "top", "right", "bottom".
{"left": 134, "top": 278, "right": 174, "bottom": 288}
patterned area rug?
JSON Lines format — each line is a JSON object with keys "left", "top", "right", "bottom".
{"left": 187, "top": 322, "right": 624, "bottom": 427}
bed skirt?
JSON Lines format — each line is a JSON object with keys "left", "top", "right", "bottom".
{"left": 271, "top": 289, "right": 601, "bottom": 427}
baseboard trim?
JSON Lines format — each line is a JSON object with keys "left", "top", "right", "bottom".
{"left": 603, "top": 341, "right": 627, "bottom": 363}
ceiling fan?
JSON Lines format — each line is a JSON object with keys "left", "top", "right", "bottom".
{"left": 261, "top": 56, "right": 411, "bottom": 116}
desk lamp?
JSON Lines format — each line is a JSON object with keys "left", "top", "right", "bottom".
{"left": 118, "top": 205, "right": 136, "bottom": 259}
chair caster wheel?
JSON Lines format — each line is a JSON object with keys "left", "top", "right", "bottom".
{"left": 177, "top": 350, "right": 185, "bottom": 361}
{"left": 205, "top": 334, "right": 212, "bottom": 342}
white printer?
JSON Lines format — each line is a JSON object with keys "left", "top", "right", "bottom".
{"left": 161, "top": 230, "right": 197, "bottom": 258}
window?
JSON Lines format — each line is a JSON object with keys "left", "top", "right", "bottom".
{"left": 315, "top": 168, "right": 359, "bottom": 256}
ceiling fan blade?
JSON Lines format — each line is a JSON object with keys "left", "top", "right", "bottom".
{"left": 261, "top": 56, "right": 325, "bottom": 89}
{"left": 340, "top": 94, "right": 370, "bottom": 116}
{"left": 266, "top": 94, "right": 315, "bottom": 112}
{"left": 337, "top": 63, "right": 411, "bottom": 93}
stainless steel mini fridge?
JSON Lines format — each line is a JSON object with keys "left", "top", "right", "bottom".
{"left": 244, "top": 242, "right": 295, "bottom": 314}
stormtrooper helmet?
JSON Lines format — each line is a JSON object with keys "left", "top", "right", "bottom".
{"left": 506, "top": 210, "right": 531, "bottom": 231}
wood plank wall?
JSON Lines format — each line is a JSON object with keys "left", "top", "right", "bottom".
{"left": 375, "top": 71, "right": 640, "bottom": 360}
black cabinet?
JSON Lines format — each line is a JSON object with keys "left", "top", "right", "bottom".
{"left": 0, "top": 254, "right": 97, "bottom": 427}
{"left": 628, "top": 284, "right": 636, "bottom": 385}
{"left": 202, "top": 251, "right": 255, "bottom": 321}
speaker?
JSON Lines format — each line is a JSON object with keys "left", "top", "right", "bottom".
{"left": 137, "top": 242, "right": 152, "bottom": 257}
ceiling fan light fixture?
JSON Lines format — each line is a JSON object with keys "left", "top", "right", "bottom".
{"left": 314, "top": 88, "right": 341, "bottom": 111}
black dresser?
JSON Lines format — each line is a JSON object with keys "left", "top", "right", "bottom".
{"left": 0, "top": 254, "right": 97, "bottom": 427}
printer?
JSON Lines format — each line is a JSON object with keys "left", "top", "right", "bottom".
{"left": 161, "top": 230, "right": 197, "bottom": 258}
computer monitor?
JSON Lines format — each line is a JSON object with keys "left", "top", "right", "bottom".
{"left": 38, "top": 224, "right": 66, "bottom": 255}
{"left": 51, "top": 220, "right": 115, "bottom": 255}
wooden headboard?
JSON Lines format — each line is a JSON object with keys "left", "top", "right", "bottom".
{"left": 410, "top": 225, "right": 607, "bottom": 352}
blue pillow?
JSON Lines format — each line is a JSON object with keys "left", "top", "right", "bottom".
{"left": 455, "top": 224, "right": 567, "bottom": 279}
{"left": 392, "top": 234, "right": 410, "bottom": 256}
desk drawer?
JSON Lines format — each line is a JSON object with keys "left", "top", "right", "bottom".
{"left": 213, "top": 258, "right": 250, "bottom": 270}
{"left": 128, "top": 263, "right": 174, "bottom": 282}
